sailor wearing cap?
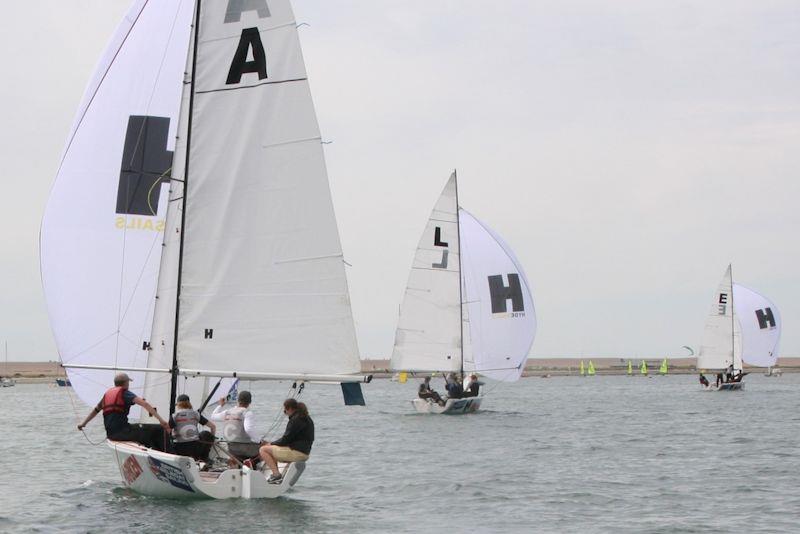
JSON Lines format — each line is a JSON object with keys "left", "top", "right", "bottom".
{"left": 77, "top": 372, "right": 170, "bottom": 450}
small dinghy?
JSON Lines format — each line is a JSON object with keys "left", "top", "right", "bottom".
{"left": 41, "top": 0, "right": 370, "bottom": 499}
{"left": 390, "top": 173, "right": 537, "bottom": 413}
{"left": 696, "top": 265, "right": 781, "bottom": 391}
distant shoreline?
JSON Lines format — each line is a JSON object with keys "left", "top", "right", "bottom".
{"left": 4, "top": 358, "right": 797, "bottom": 382}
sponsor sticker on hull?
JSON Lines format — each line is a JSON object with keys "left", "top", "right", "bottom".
{"left": 147, "top": 456, "right": 195, "bottom": 493}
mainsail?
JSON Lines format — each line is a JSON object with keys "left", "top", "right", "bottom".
{"left": 40, "top": 1, "right": 194, "bottom": 408}
{"left": 147, "top": 1, "right": 363, "bottom": 414}
{"left": 697, "top": 266, "right": 743, "bottom": 371}
{"left": 390, "top": 173, "right": 536, "bottom": 382}
{"left": 391, "top": 175, "right": 462, "bottom": 373}
{"left": 733, "top": 283, "right": 781, "bottom": 368}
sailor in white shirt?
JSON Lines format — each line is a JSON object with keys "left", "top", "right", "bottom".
{"left": 211, "top": 390, "right": 262, "bottom": 462}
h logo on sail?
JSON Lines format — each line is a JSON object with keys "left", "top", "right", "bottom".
{"left": 116, "top": 116, "right": 173, "bottom": 216}
{"left": 431, "top": 226, "right": 449, "bottom": 269}
{"left": 488, "top": 274, "right": 525, "bottom": 315}
{"left": 755, "top": 308, "right": 776, "bottom": 329}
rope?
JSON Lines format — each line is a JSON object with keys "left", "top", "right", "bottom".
{"left": 258, "top": 382, "right": 303, "bottom": 442}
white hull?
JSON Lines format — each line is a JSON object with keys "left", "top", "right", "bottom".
{"left": 108, "top": 441, "right": 304, "bottom": 499}
{"left": 412, "top": 397, "right": 482, "bottom": 414}
{"left": 701, "top": 382, "right": 745, "bottom": 392}
{"left": 0, "top": 378, "right": 14, "bottom": 387}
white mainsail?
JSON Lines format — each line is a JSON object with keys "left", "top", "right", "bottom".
{"left": 733, "top": 283, "right": 781, "bottom": 368}
{"left": 391, "top": 174, "right": 462, "bottom": 373}
{"left": 40, "top": 1, "right": 194, "bottom": 408}
{"left": 149, "top": 0, "right": 362, "bottom": 392}
{"left": 697, "top": 265, "right": 742, "bottom": 371}
{"left": 391, "top": 173, "right": 536, "bottom": 381}
{"left": 460, "top": 209, "right": 536, "bottom": 381}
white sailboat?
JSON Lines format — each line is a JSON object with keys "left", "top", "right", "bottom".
{"left": 1, "top": 341, "right": 14, "bottom": 387}
{"left": 41, "top": 0, "right": 369, "bottom": 499}
{"left": 697, "top": 265, "right": 781, "bottom": 391}
{"left": 390, "top": 172, "right": 536, "bottom": 414}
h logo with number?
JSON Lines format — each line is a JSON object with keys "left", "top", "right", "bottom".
{"left": 488, "top": 274, "right": 524, "bottom": 314}
{"left": 755, "top": 308, "right": 776, "bottom": 329}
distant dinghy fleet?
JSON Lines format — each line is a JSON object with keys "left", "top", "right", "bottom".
{"left": 34, "top": 0, "right": 784, "bottom": 500}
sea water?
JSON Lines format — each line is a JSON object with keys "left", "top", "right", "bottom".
{"left": 1, "top": 374, "right": 798, "bottom": 533}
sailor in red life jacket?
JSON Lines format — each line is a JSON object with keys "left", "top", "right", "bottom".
{"left": 77, "top": 372, "right": 170, "bottom": 451}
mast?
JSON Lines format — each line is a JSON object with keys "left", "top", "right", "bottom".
{"left": 729, "top": 263, "right": 736, "bottom": 372}
{"left": 454, "top": 169, "right": 465, "bottom": 379}
{"left": 168, "top": 0, "right": 202, "bottom": 416}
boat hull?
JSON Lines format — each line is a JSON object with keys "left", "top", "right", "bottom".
{"left": 412, "top": 397, "right": 482, "bottom": 414}
{"left": 717, "top": 382, "right": 744, "bottom": 391}
{"left": 107, "top": 441, "right": 304, "bottom": 499}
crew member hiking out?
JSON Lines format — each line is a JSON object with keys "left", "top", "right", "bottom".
{"left": 259, "top": 399, "right": 314, "bottom": 485}
{"left": 77, "top": 372, "right": 170, "bottom": 450}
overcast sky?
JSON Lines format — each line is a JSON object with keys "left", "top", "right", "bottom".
{"left": 1, "top": 1, "right": 798, "bottom": 362}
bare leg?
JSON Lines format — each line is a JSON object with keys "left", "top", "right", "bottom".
{"left": 259, "top": 444, "right": 280, "bottom": 476}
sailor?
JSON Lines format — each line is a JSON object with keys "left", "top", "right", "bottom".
{"left": 77, "top": 372, "right": 170, "bottom": 450}
{"left": 211, "top": 390, "right": 261, "bottom": 464}
{"left": 715, "top": 373, "right": 724, "bottom": 388}
{"left": 259, "top": 399, "right": 314, "bottom": 485}
{"left": 169, "top": 394, "right": 216, "bottom": 462}
{"left": 445, "top": 372, "right": 463, "bottom": 399}
{"left": 462, "top": 373, "right": 484, "bottom": 397}
{"left": 418, "top": 377, "right": 445, "bottom": 406}
{"left": 698, "top": 373, "right": 710, "bottom": 388}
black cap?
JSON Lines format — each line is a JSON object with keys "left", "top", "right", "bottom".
{"left": 176, "top": 394, "right": 190, "bottom": 403}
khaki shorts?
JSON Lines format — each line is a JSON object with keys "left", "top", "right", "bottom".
{"left": 271, "top": 445, "right": 309, "bottom": 463}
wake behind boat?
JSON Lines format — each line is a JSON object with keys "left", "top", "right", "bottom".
{"left": 696, "top": 265, "right": 781, "bottom": 391}
{"left": 41, "top": 0, "right": 369, "bottom": 499}
{"left": 390, "top": 172, "right": 536, "bottom": 414}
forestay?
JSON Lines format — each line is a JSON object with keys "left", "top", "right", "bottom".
{"left": 697, "top": 266, "right": 742, "bottom": 371}
{"left": 460, "top": 210, "right": 535, "bottom": 381}
{"left": 158, "top": 1, "right": 361, "bottom": 377}
{"left": 391, "top": 174, "right": 462, "bottom": 373}
{"left": 733, "top": 283, "right": 780, "bottom": 367}
{"left": 40, "top": 1, "right": 194, "bottom": 408}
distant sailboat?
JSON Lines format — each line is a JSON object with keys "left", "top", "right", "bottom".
{"left": 659, "top": 358, "right": 668, "bottom": 375}
{"left": 390, "top": 172, "right": 536, "bottom": 414}
{"left": 640, "top": 360, "right": 648, "bottom": 376}
{"left": 627, "top": 360, "right": 633, "bottom": 376}
{"left": 697, "top": 265, "right": 780, "bottom": 391}
{"left": 1, "top": 341, "right": 14, "bottom": 387}
{"left": 580, "top": 361, "right": 585, "bottom": 376}
{"left": 587, "top": 361, "right": 596, "bottom": 376}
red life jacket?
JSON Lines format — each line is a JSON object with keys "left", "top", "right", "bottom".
{"left": 102, "top": 386, "right": 128, "bottom": 415}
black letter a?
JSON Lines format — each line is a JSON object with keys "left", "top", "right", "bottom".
{"left": 226, "top": 27, "right": 267, "bottom": 85}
